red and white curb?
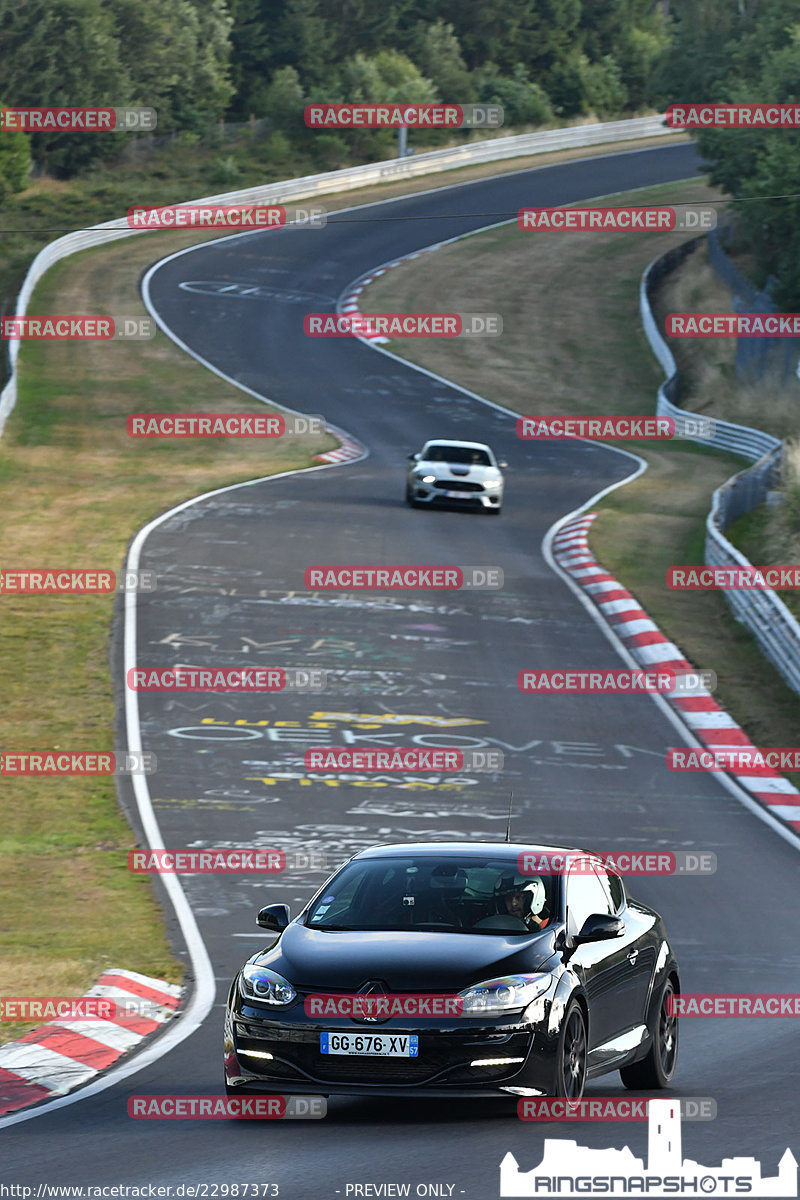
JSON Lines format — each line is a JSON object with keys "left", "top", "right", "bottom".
{"left": 339, "top": 247, "right": 437, "bottom": 344}
{"left": 552, "top": 513, "right": 800, "bottom": 835}
{"left": 313, "top": 432, "right": 364, "bottom": 464}
{"left": 0, "top": 969, "right": 181, "bottom": 1116}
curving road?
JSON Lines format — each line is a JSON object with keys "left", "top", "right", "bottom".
{"left": 2, "top": 143, "right": 799, "bottom": 1197}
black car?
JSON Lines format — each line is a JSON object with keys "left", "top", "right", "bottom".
{"left": 224, "top": 842, "right": 679, "bottom": 1100}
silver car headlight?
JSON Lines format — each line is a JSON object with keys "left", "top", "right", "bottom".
{"left": 483, "top": 477, "right": 502, "bottom": 489}
{"left": 458, "top": 973, "right": 551, "bottom": 1014}
{"left": 239, "top": 964, "right": 296, "bottom": 1006}
{"left": 416, "top": 473, "right": 436, "bottom": 483}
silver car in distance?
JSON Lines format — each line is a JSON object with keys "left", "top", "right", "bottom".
{"left": 406, "top": 440, "right": 506, "bottom": 514}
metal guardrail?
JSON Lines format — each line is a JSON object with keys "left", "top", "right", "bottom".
{"left": 0, "top": 113, "right": 676, "bottom": 433}
{"left": 640, "top": 245, "right": 800, "bottom": 697}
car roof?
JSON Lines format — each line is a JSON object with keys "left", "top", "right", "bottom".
{"left": 351, "top": 841, "right": 593, "bottom": 859}
{"left": 421, "top": 440, "right": 492, "bottom": 451}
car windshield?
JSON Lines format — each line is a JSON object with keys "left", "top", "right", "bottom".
{"left": 305, "top": 856, "right": 558, "bottom": 935}
{"left": 423, "top": 444, "right": 492, "bottom": 466}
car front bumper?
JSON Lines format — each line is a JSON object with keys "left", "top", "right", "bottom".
{"left": 224, "top": 1002, "right": 558, "bottom": 1098}
{"left": 409, "top": 479, "right": 502, "bottom": 508}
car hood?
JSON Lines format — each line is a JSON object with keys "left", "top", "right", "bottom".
{"left": 254, "top": 922, "right": 556, "bottom": 991}
{"left": 416, "top": 461, "right": 499, "bottom": 480}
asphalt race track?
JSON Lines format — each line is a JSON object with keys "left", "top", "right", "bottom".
{"left": 2, "top": 143, "right": 799, "bottom": 1195}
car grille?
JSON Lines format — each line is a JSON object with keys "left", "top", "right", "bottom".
{"left": 237, "top": 1027, "right": 530, "bottom": 1087}
{"left": 433, "top": 480, "right": 483, "bottom": 492}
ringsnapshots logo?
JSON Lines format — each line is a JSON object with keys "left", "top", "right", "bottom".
{"left": 304, "top": 748, "right": 503, "bottom": 772}
{"left": 127, "top": 1095, "right": 326, "bottom": 1120}
{"left": 1, "top": 316, "right": 155, "bottom": 341}
{"left": 126, "top": 414, "right": 324, "bottom": 438}
{"left": 126, "top": 667, "right": 327, "bottom": 692}
{"left": 501, "top": 1097, "right": 797, "bottom": 1198}
{"left": 0, "top": 106, "right": 156, "bottom": 131}
{"left": 0, "top": 751, "right": 156, "bottom": 775}
{"left": 0, "top": 569, "right": 156, "bottom": 593}
{"left": 667, "top": 312, "right": 800, "bottom": 337}
{"left": 126, "top": 204, "right": 327, "bottom": 230}
{"left": 304, "top": 103, "right": 503, "bottom": 129}
{"left": 304, "top": 313, "right": 502, "bottom": 337}
{"left": 304, "top": 566, "right": 503, "bottom": 590}
{"left": 518, "top": 668, "right": 716, "bottom": 695}
{"left": 666, "top": 102, "right": 800, "bottom": 128}
{"left": 518, "top": 206, "right": 716, "bottom": 232}
{"left": 517, "top": 850, "right": 717, "bottom": 876}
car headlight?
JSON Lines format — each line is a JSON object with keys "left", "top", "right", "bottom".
{"left": 483, "top": 477, "right": 502, "bottom": 488}
{"left": 458, "top": 974, "right": 551, "bottom": 1014}
{"left": 239, "top": 964, "right": 296, "bottom": 1006}
{"left": 415, "top": 473, "right": 436, "bottom": 483}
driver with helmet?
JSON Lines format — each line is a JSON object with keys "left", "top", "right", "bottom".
{"left": 496, "top": 873, "right": 549, "bottom": 931}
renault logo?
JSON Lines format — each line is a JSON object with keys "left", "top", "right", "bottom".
{"left": 352, "top": 980, "right": 390, "bottom": 1025}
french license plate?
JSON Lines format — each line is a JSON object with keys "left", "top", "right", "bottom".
{"left": 445, "top": 490, "right": 468, "bottom": 498}
{"left": 320, "top": 1032, "right": 419, "bottom": 1057}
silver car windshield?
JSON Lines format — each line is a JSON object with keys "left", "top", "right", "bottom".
{"left": 423, "top": 445, "right": 493, "bottom": 466}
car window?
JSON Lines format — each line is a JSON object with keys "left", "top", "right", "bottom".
{"left": 304, "top": 856, "right": 557, "bottom": 934}
{"left": 594, "top": 866, "right": 626, "bottom": 915}
{"left": 566, "top": 864, "right": 614, "bottom": 937}
{"left": 422, "top": 444, "right": 492, "bottom": 466}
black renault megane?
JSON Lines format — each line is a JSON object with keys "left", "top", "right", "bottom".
{"left": 223, "top": 842, "right": 679, "bottom": 1100}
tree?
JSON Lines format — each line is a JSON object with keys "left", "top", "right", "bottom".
{"left": 408, "top": 19, "right": 475, "bottom": 103}
{"left": 0, "top": 0, "right": 131, "bottom": 175}
{"left": 0, "top": 105, "right": 32, "bottom": 202}
{"left": 106, "top": 0, "right": 233, "bottom": 133}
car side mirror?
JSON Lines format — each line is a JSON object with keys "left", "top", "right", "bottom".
{"left": 574, "top": 913, "right": 624, "bottom": 944}
{"left": 498, "top": 460, "right": 508, "bottom": 469}
{"left": 256, "top": 903, "right": 290, "bottom": 932}
{"left": 408, "top": 453, "right": 420, "bottom": 461}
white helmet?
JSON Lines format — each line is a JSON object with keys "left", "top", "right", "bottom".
{"left": 498, "top": 872, "right": 546, "bottom": 916}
